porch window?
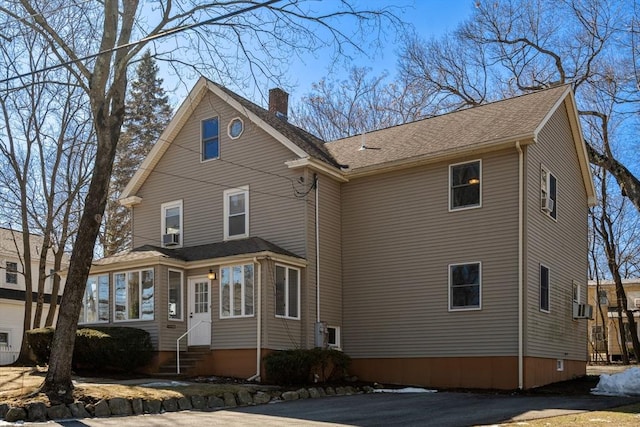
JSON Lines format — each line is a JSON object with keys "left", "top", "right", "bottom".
{"left": 449, "top": 262, "right": 481, "bottom": 310}
{"left": 220, "top": 263, "right": 254, "bottom": 318}
{"left": 114, "top": 269, "right": 154, "bottom": 321}
{"left": 79, "top": 274, "right": 109, "bottom": 324}
{"left": 275, "top": 265, "right": 300, "bottom": 319}
{"left": 450, "top": 160, "right": 481, "bottom": 210}
{"left": 540, "top": 265, "right": 550, "bottom": 312}
{"left": 0, "top": 331, "right": 8, "bottom": 346}
{"left": 168, "top": 270, "right": 183, "bottom": 321}
{"left": 224, "top": 186, "right": 249, "bottom": 240}
{"left": 5, "top": 261, "right": 18, "bottom": 284}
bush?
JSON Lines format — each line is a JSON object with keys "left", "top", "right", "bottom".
{"left": 25, "top": 327, "right": 55, "bottom": 364}
{"left": 264, "top": 348, "right": 351, "bottom": 385}
{"left": 26, "top": 326, "right": 153, "bottom": 372}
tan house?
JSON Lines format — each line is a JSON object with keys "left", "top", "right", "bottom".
{"left": 588, "top": 279, "right": 640, "bottom": 362}
{"left": 85, "top": 78, "right": 596, "bottom": 390}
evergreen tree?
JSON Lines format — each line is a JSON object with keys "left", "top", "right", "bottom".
{"left": 102, "top": 51, "right": 173, "bottom": 256}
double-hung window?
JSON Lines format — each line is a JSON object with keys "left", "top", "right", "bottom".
{"left": 220, "top": 263, "right": 254, "bottom": 318}
{"left": 5, "top": 261, "right": 18, "bottom": 284}
{"left": 275, "top": 265, "right": 300, "bottom": 319}
{"left": 450, "top": 160, "right": 481, "bottom": 210}
{"left": 540, "top": 264, "right": 550, "bottom": 312}
{"left": 202, "top": 117, "right": 219, "bottom": 161}
{"left": 541, "top": 166, "right": 557, "bottom": 219}
{"left": 449, "top": 262, "right": 481, "bottom": 310}
{"left": 224, "top": 186, "right": 249, "bottom": 240}
{"left": 80, "top": 274, "right": 109, "bottom": 324}
{"left": 114, "top": 269, "right": 154, "bottom": 321}
{"left": 161, "top": 200, "right": 182, "bottom": 247}
{"left": 168, "top": 270, "right": 183, "bottom": 321}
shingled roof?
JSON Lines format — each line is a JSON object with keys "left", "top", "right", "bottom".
{"left": 325, "top": 85, "right": 572, "bottom": 173}
{"left": 92, "top": 237, "right": 303, "bottom": 266}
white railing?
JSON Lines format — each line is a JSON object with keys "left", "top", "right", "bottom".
{"left": 0, "top": 347, "right": 18, "bottom": 365}
{"left": 176, "top": 321, "right": 210, "bottom": 374}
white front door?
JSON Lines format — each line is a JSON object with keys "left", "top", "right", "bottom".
{"left": 188, "top": 277, "right": 211, "bottom": 346}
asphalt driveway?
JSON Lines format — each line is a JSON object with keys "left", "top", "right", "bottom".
{"left": 17, "top": 390, "right": 640, "bottom": 427}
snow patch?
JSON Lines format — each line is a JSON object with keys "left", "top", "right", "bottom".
{"left": 373, "top": 387, "right": 437, "bottom": 394}
{"left": 591, "top": 367, "right": 640, "bottom": 396}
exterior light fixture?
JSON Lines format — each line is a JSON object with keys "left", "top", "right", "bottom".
{"left": 208, "top": 269, "right": 217, "bottom": 280}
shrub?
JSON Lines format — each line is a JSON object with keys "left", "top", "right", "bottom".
{"left": 25, "top": 327, "right": 55, "bottom": 364}
{"left": 264, "top": 348, "right": 351, "bottom": 385}
{"left": 26, "top": 326, "right": 153, "bottom": 372}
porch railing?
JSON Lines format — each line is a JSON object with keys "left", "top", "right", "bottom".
{"left": 176, "top": 321, "right": 210, "bottom": 374}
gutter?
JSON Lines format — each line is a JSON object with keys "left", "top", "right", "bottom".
{"left": 516, "top": 141, "right": 524, "bottom": 390}
{"left": 248, "top": 256, "right": 263, "bottom": 382}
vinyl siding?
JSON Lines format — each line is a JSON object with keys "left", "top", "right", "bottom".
{"left": 524, "top": 102, "right": 589, "bottom": 361}
{"left": 131, "top": 90, "right": 307, "bottom": 258}
{"left": 342, "top": 150, "right": 520, "bottom": 358}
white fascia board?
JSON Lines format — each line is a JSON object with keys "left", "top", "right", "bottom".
{"left": 285, "top": 158, "right": 348, "bottom": 182}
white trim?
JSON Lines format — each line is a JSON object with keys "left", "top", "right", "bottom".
{"left": 223, "top": 186, "right": 249, "bottom": 240}
{"left": 168, "top": 269, "right": 184, "bottom": 322}
{"left": 219, "top": 263, "right": 255, "bottom": 319}
{"left": 79, "top": 274, "right": 110, "bottom": 324}
{"left": 540, "top": 165, "right": 558, "bottom": 221}
{"left": 113, "top": 268, "right": 155, "bottom": 322}
{"left": 119, "top": 196, "right": 142, "bottom": 208}
{"left": 285, "top": 158, "right": 348, "bottom": 183}
{"left": 227, "top": 117, "right": 244, "bottom": 139}
{"left": 448, "top": 262, "right": 482, "bottom": 311}
{"left": 327, "top": 325, "right": 341, "bottom": 349}
{"left": 201, "top": 116, "right": 220, "bottom": 162}
{"left": 274, "top": 264, "right": 301, "bottom": 320}
{"left": 539, "top": 264, "right": 551, "bottom": 313}
{"left": 161, "top": 200, "right": 183, "bottom": 248}
{"left": 448, "top": 159, "right": 482, "bottom": 212}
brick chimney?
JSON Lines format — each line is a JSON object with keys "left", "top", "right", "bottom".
{"left": 268, "top": 88, "right": 289, "bottom": 120}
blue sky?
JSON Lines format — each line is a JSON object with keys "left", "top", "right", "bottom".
{"left": 157, "top": 1, "right": 476, "bottom": 108}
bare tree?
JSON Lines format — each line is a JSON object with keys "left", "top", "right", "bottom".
{"left": 0, "top": 25, "right": 94, "bottom": 362}
{"left": 0, "top": 0, "right": 401, "bottom": 403}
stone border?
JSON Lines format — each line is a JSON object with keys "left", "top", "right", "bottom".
{"left": 0, "top": 385, "right": 376, "bottom": 423}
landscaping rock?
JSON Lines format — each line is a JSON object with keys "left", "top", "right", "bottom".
{"left": 93, "top": 400, "right": 111, "bottom": 417}
{"left": 253, "top": 391, "right": 271, "bottom": 405}
{"left": 207, "top": 395, "right": 225, "bottom": 409}
{"left": 237, "top": 389, "right": 253, "bottom": 406}
{"left": 177, "top": 397, "right": 192, "bottom": 410}
{"left": 296, "top": 388, "right": 309, "bottom": 399}
{"left": 269, "top": 390, "right": 282, "bottom": 399}
{"left": 281, "top": 391, "right": 299, "bottom": 401}
{"left": 68, "top": 402, "right": 91, "bottom": 419}
{"left": 26, "top": 402, "right": 47, "bottom": 422}
{"left": 317, "top": 387, "right": 327, "bottom": 397}
{"left": 191, "top": 395, "right": 206, "bottom": 410}
{"left": 362, "top": 385, "right": 375, "bottom": 393}
{"left": 108, "top": 398, "right": 132, "bottom": 416}
{"left": 345, "top": 386, "right": 356, "bottom": 395}
{"left": 47, "top": 404, "right": 72, "bottom": 420}
{"left": 143, "top": 399, "right": 162, "bottom": 414}
{"left": 308, "top": 387, "right": 320, "bottom": 398}
{"left": 325, "top": 387, "right": 336, "bottom": 396}
{"left": 335, "top": 386, "right": 346, "bottom": 396}
{"left": 131, "top": 398, "right": 144, "bottom": 415}
{"left": 162, "top": 398, "right": 179, "bottom": 412}
{"left": 5, "top": 407, "right": 26, "bottom": 422}
{"left": 0, "top": 403, "right": 8, "bottom": 419}
{"left": 223, "top": 392, "right": 237, "bottom": 407}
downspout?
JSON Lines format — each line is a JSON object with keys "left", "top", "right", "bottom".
{"left": 315, "top": 173, "right": 320, "bottom": 323}
{"left": 248, "top": 256, "right": 262, "bottom": 381}
{"left": 516, "top": 141, "right": 524, "bottom": 390}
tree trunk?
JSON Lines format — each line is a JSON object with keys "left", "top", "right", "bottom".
{"left": 587, "top": 144, "right": 640, "bottom": 214}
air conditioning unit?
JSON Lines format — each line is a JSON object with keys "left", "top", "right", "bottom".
{"left": 573, "top": 302, "right": 593, "bottom": 319}
{"left": 541, "top": 197, "right": 554, "bottom": 213}
{"left": 162, "top": 233, "right": 180, "bottom": 246}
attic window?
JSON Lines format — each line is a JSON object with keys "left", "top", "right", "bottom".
{"left": 202, "top": 117, "right": 220, "bottom": 161}
{"left": 228, "top": 117, "right": 244, "bottom": 139}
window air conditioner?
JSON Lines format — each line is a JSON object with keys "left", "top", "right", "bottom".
{"left": 541, "top": 197, "right": 554, "bottom": 213}
{"left": 163, "top": 233, "right": 180, "bottom": 246}
{"left": 573, "top": 302, "right": 593, "bottom": 319}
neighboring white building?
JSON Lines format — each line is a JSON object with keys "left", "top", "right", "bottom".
{"left": 0, "top": 228, "right": 67, "bottom": 365}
